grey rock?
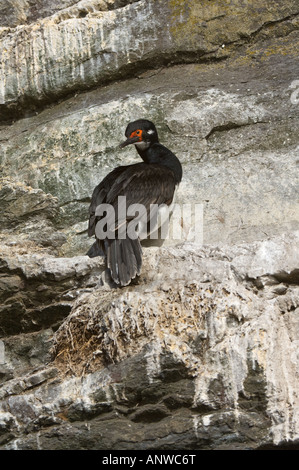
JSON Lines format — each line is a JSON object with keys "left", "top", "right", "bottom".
{"left": 1, "top": 0, "right": 298, "bottom": 119}
{"left": 0, "top": 233, "right": 297, "bottom": 449}
{"left": 0, "top": 0, "right": 299, "bottom": 452}
{"left": 1, "top": 52, "right": 298, "bottom": 255}
{"left": 0, "top": 243, "right": 104, "bottom": 336}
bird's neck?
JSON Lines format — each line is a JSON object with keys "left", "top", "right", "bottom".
{"left": 136, "top": 143, "right": 182, "bottom": 184}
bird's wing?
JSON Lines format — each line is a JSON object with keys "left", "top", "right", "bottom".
{"left": 106, "top": 163, "right": 176, "bottom": 217}
{"left": 88, "top": 163, "right": 176, "bottom": 237}
{"left": 106, "top": 163, "right": 175, "bottom": 206}
{"left": 88, "top": 165, "right": 128, "bottom": 236}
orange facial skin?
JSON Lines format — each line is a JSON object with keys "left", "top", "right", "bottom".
{"left": 129, "top": 129, "right": 143, "bottom": 142}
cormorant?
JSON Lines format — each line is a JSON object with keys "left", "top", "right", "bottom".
{"left": 87, "top": 119, "right": 182, "bottom": 286}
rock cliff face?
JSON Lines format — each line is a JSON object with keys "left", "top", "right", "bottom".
{"left": 0, "top": 0, "right": 299, "bottom": 450}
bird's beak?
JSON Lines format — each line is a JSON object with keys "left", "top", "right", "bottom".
{"left": 119, "top": 135, "right": 141, "bottom": 148}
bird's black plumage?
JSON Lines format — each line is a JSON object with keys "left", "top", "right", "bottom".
{"left": 87, "top": 119, "right": 182, "bottom": 286}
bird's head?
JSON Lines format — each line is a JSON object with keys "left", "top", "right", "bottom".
{"left": 119, "top": 119, "right": 159, "bottom": 151}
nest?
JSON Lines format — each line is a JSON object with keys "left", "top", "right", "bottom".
{"left": 51, "top": 282, "right": 210, "bottom": 377}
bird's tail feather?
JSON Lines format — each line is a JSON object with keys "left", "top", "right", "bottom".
{"left": 106, "top": 238, "right": 142, "bottom": 286}
{"left": 87, "top": 240, "right": 104, "bottom": 258}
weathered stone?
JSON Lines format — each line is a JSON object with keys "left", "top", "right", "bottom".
{"left": 0, "top": 243, "right": 104, "bottom": 337}
{"left": 1, "top": 51, "right": 298, "bottom": 256}
{"left": 2, "top": 329, "right": 54, "bottom": 378}
{"left": 0, "top": 411, "right": 17, "bottom": 446}
{"left": 0, "top": 0, "right": 299, "bottom": 452}
{"left": 1, "top": 0, "right": 298, "bottom": 120}
{"left": 1, "top": 233, "right": 296, "bottom": 449}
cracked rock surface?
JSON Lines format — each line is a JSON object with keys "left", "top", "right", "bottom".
{"left": 1, "top": 234, "right": 299, "bottom": 449}
{"left": 0, "top": 0, "right": 299, "bottom": 450}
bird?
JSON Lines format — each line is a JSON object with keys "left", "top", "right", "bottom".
{"left": 87, "top": 119, "right": 182, "bottom": 286}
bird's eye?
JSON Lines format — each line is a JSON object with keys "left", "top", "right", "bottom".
{"left": 130, "top": 129, "right": 143, "bottom": 140}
